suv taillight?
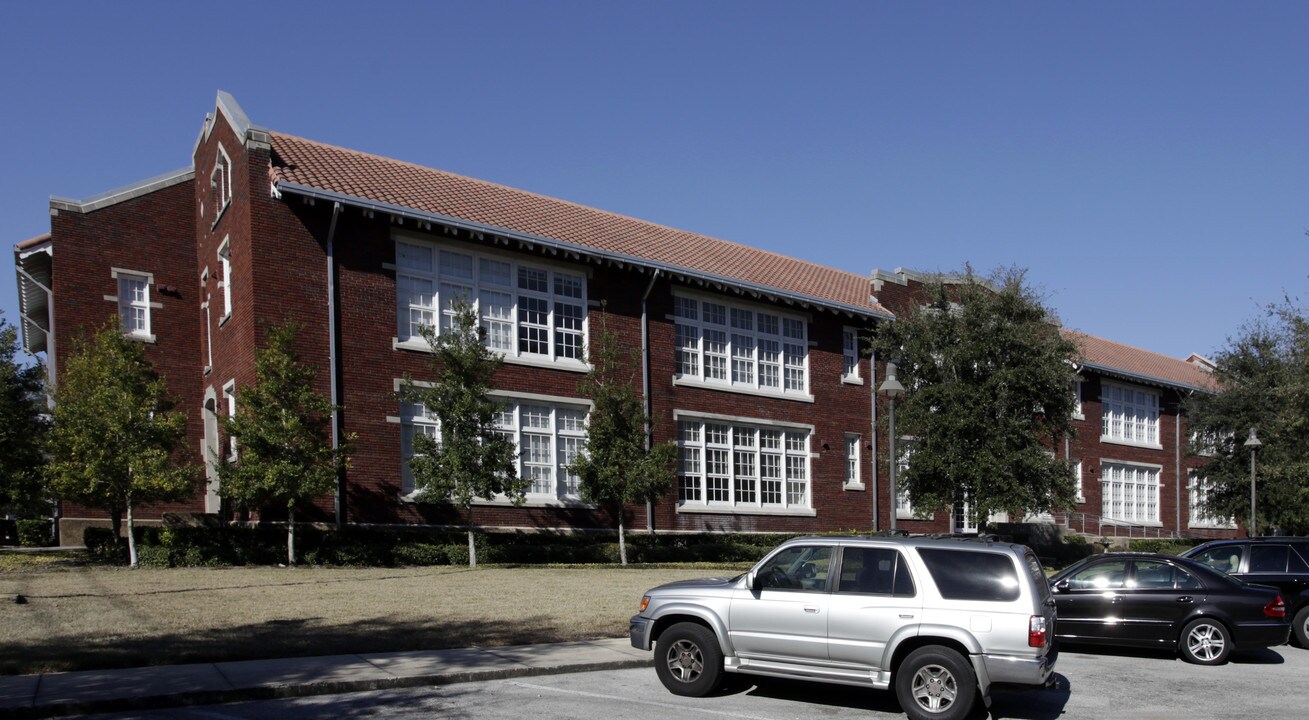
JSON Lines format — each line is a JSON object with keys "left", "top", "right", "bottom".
{"left": 1029, "top": 615, "right": 1048, "bottom": 648}
{"left": 1264, "top": 595, "right": 1287, "bottom": 619}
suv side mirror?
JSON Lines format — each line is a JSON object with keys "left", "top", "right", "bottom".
{"left": 747, "top": 571, "right": 762, "bottom": 593}
{"left": 1053, "top": 579, "right": 1071, "bottom": 594}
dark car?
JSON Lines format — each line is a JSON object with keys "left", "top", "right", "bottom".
{"left": 1049, "top": 553, "right": 1289, "bottom": 665}
{"left": 1182, "top": 538, "right": 1309, "bottom": 647}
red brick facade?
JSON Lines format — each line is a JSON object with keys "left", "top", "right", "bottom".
{"left": 25, "top": 94, "right": 1230, "bottom": 543}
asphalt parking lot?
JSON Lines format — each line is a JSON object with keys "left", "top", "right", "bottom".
{"left": 74, "top": 642, "right": 1309, "bottom": 720}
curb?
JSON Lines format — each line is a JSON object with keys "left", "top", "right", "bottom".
{"left": 4, "top": 658, "right": 653, "bottom": 720}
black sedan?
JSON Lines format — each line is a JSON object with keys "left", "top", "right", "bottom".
{"left": 1049, "top": 552, "right": 1289, "bottom": 665}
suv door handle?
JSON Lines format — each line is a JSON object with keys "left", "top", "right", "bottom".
{"left": 1176, "top": 596, "right": 1194, "bottom": 603}
{"left": 804, "top": 605, "right": 820, "bottom": 614}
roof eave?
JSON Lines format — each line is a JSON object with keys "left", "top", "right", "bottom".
{"left": 275, "top": 181, "right": 894, "bottom": 321}
{"left": 1078, "top": 361, "right": 1216, "bottom": 395}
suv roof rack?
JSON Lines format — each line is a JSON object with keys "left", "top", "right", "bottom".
{"left": 923, "top": 533, "right": 1011, "bottom": 544}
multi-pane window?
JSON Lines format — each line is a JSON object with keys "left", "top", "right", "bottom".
{"left": 395, "top": 239, "right": 586, "bottom": 363}
{"left": 845, "top": 433, "right": 861, "bottom": 486}
{"left": 117, "top": 273, "right": 150, "bottom": 338}
{"left": 1101, "top": 461, "right": 1160, "bottom": 523}
{"left": 673, "top": 295, "right": 808, "bottom": 395}
{"left": 677, "top": 419, "right": 809, "bottom": 510}
{"left": 218, "top": 240, "right": 233, "bottom": 318}
{"left": 1101, "top": 383, "right": 1159, "bottom": 445}
{"left": 895, "top": 439, "right": 916, "bottom": 517}
{"left": 1072, "top": 381, "right": 1083, "bottom": 418}
{"left": 842, "top": 328, "right": 860, "bottom": 380}
{"left": 400, "top": 398, "right": 587, "bottom": 499}
{"left": 1073, "top": 460, "right": 1084, "bottom": 502}
{"left": 1189, "top": 471, "right": 1234, "bottom": 528}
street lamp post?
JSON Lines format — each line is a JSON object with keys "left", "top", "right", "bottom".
{"left": 878, "top": 362, "right": 905, "bottom": 532}
{"left": 1244, "top": 427, "right": 1262, "bottom": 538}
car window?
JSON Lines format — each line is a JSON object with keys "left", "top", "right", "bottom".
{"left": 1066, "top": 558, "right": 1129, "bottom": 590}
{"left": 837, "top": 547, "right": 915, "bottom": 597}
{"left": 757, "top": 545, "right": 832, "bottom": 592}
{"left": 918, "top": 549, "right": 1020, "bottom": 602}
{"left": 1291, "top": 547, "right": 1309, "bottom": 572}
{"left": 1131, "top": 560, "right": 1201, "bottom": 590}
{"left": 1191, "top": 546, "right": 1243, "bottom": 574}
{"left": 1250, "top": 545, "right": 1289, "bottom": 573}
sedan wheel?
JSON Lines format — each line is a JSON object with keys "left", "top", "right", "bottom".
{"left": 1180, "top": 618, "right": 1231, "bottom": 665}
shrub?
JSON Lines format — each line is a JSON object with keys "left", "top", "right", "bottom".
{"left": 84, "top": 527, "right": 127, "bottom": 563}
{"left": 1128, "top": 539, "right": 1206, "bottom": 556}
{"left": 16, "top": 519, "right": 51, "bottom": 547}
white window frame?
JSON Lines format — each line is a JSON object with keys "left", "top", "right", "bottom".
{"left": 672, "top": 291, "right": 811, "bottom": 401}
{"left": 217, "top": 237, "right": 232, "bottom": 322}
{"left": 1072, "top": 381, "right": 1084, "bottom": 420}
{"left": 674, "top": 411, "right": 814, "bottom": 515}
{"left": 397, "top": 391, "right": 590, "bottom": 502}
{"left": 1100, "top": 460, "right": 1162, "bottom": 525}
{"left": 1188, "top": 470, "right": 1236, "bottom": 529}
{"left": 844, "top": 433, "right": 863, "bottom": 490}
{"left": 842, "top": 327, "right": 863, "bottom": 384}
{"left": 1100, "top": 381, "right": 1161, "bottom": 449}
{"left": 1073, "top": 459, "right": 1085, "bottom": 503}
{"left": 200, "top": 268, "right": 213, "bottom": 373}
{"left": 392, "top": 234, "right": 588, "bottom": 370}
{"left": 211, "top": 143, "right": 232, "bottom": 224}
{"left": 895, "top": 437, "right": 917, "bottom": 519}
{"left": 222, "top": 380, "right": 237, "bottom": 461}
{"left": 105, "top": 268, "right": 158, "bottom": 343}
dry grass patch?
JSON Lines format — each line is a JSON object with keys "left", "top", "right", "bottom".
{"left": 0, "top": 563, "right": 746, "bottom": 675}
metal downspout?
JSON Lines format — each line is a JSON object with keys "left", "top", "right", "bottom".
{"left": 640, "top": 269, "right": 662, "bottom": 534}
{"left": 326, "top": 202, "right": 344, "bottom": 529}
{"left": 871, "top": 350, "right": 879, "bottom": 532}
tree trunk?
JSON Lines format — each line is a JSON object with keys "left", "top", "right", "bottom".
{"left": 287, "top": 504, "right": 297, "bottom": 566}
{"left": 126, "top": 502, "right": 138, "bottom": 568}
{"left": 618, "top": 513, "right": 627, "bottom": 566}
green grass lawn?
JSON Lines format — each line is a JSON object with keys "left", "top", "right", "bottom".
{"left": 0, "top": 555, "right": 747, "bottom": 676}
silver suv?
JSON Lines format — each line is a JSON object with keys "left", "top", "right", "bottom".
{"left": 630, "top": 535, "right": 1057, "bottom": 720}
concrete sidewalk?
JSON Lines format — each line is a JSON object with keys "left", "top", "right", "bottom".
{"left": 0, "top": 638, "right": 653, "bottom": 719}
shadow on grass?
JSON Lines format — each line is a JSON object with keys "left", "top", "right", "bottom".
{"left": 0, "top": 613, "right": 602, "bottom": 676}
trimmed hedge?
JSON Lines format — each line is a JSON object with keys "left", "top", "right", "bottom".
{"left": 81, "top": 524, "right": 793, "bottom": 568}
{"left": 17, "top": 519, "right": 52, "bottom": 547}
{"left": 1127, "top": 538, "right": 1211, "bottom": 556}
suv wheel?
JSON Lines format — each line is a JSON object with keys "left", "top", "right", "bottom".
{"left": 654, "top": 622, "right": 724, "bottom": 697}
{"left": 1293, "top": 607, "right": 1309, "bottom": 648}
{"left": 895, "top": 645, "right": 976, "bottom": 720}
{"left": 1179, "top": 618, "right": 1231, "bottom": 665}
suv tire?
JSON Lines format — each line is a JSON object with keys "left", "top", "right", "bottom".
{"left": 895, "top": 645, "right": 976, "bottom": 720}
{"left": 654, "top": 622, "right": 724, "bottom": 697}
{"left": 1293, "top": 606, "right": 1309, "bottom": 648}
{"left": 1179, "top": 618, "right": 1231, "bottom": 665}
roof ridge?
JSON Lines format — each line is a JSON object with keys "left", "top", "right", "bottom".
{"left": 267, "top": 130, "right": 873, "bottom": 287}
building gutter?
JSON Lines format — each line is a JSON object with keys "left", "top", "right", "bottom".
{"left": 640, "top": 269, "right": 663, "bottom": 534}
{"left": 325, "top": 201, "right": 345, "bottom": 528}
{"left": 273, "top": 182, "right": 894, "bottom": 322}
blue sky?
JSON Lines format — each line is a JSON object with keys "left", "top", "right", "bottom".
{"left": 2, "top": 1, "right": 1305, "bottom": 362}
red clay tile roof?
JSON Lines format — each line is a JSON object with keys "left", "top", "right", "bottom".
{"left": 1064, "top": 329, "right": 1219, "bottom": 392}
{"left": 268, "top": 132, "right": 889, "bottom": 317}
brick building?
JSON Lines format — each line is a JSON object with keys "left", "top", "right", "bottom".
{"left": 871, "top": 268, "right": 1229, "bottom": 539}
{"left": 15, "top": 93, "right": 1233, "bottom": 543}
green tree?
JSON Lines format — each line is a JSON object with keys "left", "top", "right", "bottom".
{"left": 869, "top": 267, "right": 1080, "bottom": 530}
{"left": 45, "top": 324, "right": 196, "bottom": 566}
{"left": 218, "top": 321, "right": 350, "bottom": 565}
{"left": 1186, "top": 299, "right": 1309, "bottom": 535}
{"left": 403, "top": 301, "right": 525, "bottom": 567}
{"left": 0, "top": 313, "right": 49, "bottom": 518}
{"left": 570, "top": 319, "right": 677, "bottom": 565}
